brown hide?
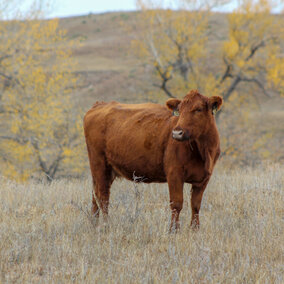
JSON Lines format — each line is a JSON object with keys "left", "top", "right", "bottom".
{"left": 84, "top": 90, "right": 223, "bottom": 230}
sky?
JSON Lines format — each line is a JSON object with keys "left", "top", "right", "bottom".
{"left": 20, "top": 0, "right": 283, "bottom": 18}
{"left": 49, "top": 0, "right": 137, "bottom": 17}
{"left": 48, "top": 0, "right": 239, "bottom": 17}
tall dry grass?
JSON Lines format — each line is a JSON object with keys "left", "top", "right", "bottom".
{"left": 0, "top": 164, "right": 283, "bottom": 283}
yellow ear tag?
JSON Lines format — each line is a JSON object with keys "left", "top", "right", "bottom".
{"left": 212, "top": 107, "right": 218, "bottom": 115}
{"left": 173, "top": 110, "right": 179, "bottom": 117}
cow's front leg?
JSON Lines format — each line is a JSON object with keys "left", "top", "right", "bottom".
{"left": 167, "top": 171, "right": 184, "bottom": 232}
{"left": 190, "top": 179, "right": 209, "bottom": 229}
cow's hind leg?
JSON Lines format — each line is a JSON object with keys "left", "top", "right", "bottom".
{"left": 91, "top": 161, "right": 115, "bottom": 220}
{"left": 91, "top": 183, "right": 99, "bottom": 217}
{"left": 87, "top": 143, "right": 114, "bottom": 220}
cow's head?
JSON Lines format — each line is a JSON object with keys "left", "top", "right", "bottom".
{"left": 166, "top": 90, "right": 223, "bottom": 141}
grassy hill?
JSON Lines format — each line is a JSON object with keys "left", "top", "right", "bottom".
{"left": 57, "top": 12, "right": 234, "bottom": 105}
{"left": 58, "top": 11, "right": 284, "bottom": 105}
{"left": 58, "top": 12, "right": 150, "bottom": 108}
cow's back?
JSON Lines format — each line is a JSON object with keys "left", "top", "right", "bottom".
{"left": 84, "top": 101, "right": 173, "bottom": 182}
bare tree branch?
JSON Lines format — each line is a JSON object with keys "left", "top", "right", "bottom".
{"left": 219, "top": 57, "right": 233, "bottom": 84}
{"left": 241, "top": 77, "right": 271, "bottom": 98}
{"left": 147, "top": 36, "right": 176, "bottom": 98}
{"left": 31, "top": 138, "right": 64, "bottom": 182}
{"left": 152, "top": 63, "right": 175, "bottom": 98}
{"left": 0, "top": 72, "right": 12, "bottom": 81}
{"left": 0, "top": 135, "right": 28, "bottom": 144}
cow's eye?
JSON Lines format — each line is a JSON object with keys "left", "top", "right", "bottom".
{"left": 195, "top": 108, "right": 202, "bottom": 113}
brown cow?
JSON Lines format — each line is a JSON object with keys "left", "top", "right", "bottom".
{"left": 83, "top": 90, "right": 223, "bottom": 230}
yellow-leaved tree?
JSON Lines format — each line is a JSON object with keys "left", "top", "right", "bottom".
{"left": 133, "top": 0, "right": 218, "bottom": 100}
{"left": 0, "top": 1, "right": 87, "bottom": 181}
{"left": 133, "top": 0, "right": 284, "bottom": 165}
{"left": 217, "top": 0, "right": 284, "bottom": 164}
{"left": 135, "top": 0, "right": 284, "bottom": 103}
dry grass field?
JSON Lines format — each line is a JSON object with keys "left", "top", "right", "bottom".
{"left": 0, "top": 164, "right": 283, "bottom": 283}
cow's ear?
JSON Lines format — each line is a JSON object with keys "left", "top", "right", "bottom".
{"left": 166, "top": 98, "right": 181, "bottom": 111}
{"left": 209, "top": 96, "right": 223, "bottom": 115}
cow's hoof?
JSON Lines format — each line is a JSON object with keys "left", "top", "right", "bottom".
{"left": 190, "top": 221, "right": 200, "bottom": 231}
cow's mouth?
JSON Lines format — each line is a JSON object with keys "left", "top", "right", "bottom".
{"left": 172, "top": 129, "right": 190, "bottom": 141}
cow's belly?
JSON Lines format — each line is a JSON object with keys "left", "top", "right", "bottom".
{"left": 110, "top": 162, "right": 167, "bottom": 183}
{"left": 108, "top": 158, "right": 167, "bottom": 183}
{"left": 105, "top": 141, "right": 167, "bottom": 183}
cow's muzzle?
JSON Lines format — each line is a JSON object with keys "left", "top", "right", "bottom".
{"left": 172, "top": 128, "right": 190, "bottom": 141}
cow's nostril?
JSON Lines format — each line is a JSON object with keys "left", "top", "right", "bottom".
{"left": 173, "top": 130, "right": 183, "bottom": 135}
{"left": 172, "top": 129, "right": 184, "bottom": 139}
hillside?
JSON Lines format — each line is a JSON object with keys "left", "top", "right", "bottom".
{"left": 58, "top": 11, "right": 284, "bottom": 107}
{"left": 58, "top": 12, "right": 149, "bottom": 108}
{"left": 57, "top": 12, "right": 231, "bottom": 106}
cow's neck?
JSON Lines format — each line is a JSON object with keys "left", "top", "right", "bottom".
{"left": 194, "top": 127, "right": 220, "bottom": 176}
